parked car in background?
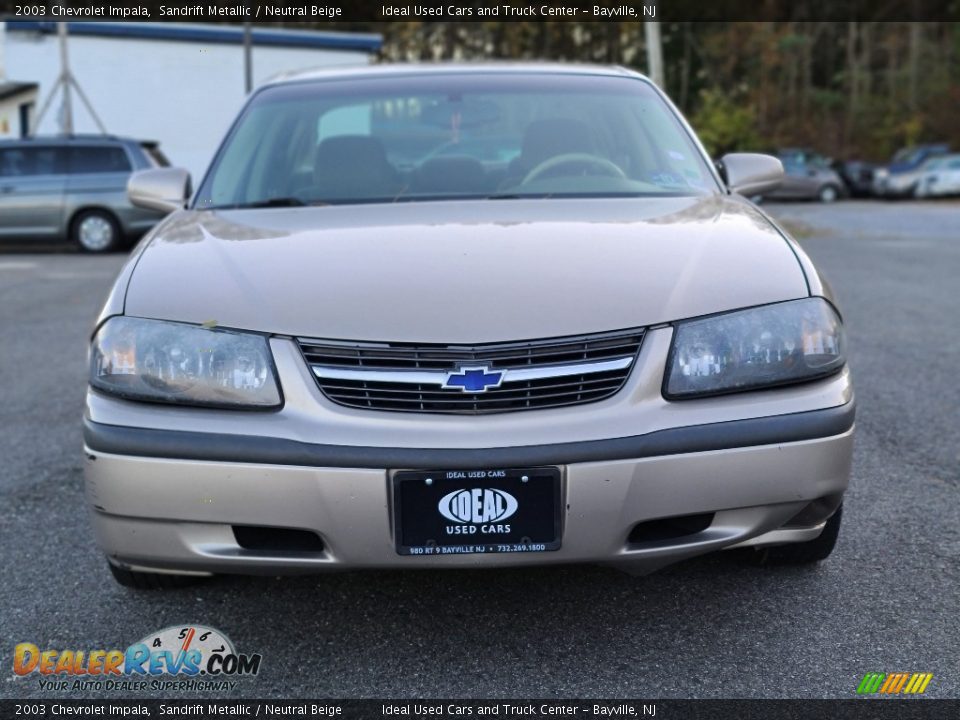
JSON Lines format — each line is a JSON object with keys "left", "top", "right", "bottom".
{"left": 0, "top": 135, "right": 170, "bottom": 252}
{"left": 915, "top": 154, "right": 960, "bottom": 198}
{"left": 873, "top": 143, "right": 950, "bottom": 198}
{"left": 831, "top": 159, "right": 876, "bottom": 198}
{"left": 757, "top": 148, "right": 845, "bottom": 202}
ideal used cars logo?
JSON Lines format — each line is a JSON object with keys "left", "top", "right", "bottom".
{"left": 13, "top": 625, "right": 261, "bottom": 692}
{"left": 439, "top": 487, "right": 518, "bottom": 534}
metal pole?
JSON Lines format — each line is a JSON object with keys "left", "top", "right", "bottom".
{"left": 644, "top": 21, "right": 664, "bottom": 88}
{"left": 70, "top": 78, "right": 108, "bottom": 134}
{"left": 58, "top": 22, "right": 73, "bottom": 134}
{"left": 243, "top": 21, "right": 253, "bottom": 93}
{"left": 31, "top": 77, "right": 63, "bottom": 136}
{"left": 0, "top": 21, "right": 7, "bottom": 81}
{"left": 33, "top": 15, "right": 107, "bottom": 136}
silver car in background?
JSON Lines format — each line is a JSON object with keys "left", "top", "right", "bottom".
{"left": 915, "top": 154, "right": 960, "bottom": 198}
{"left": 83, "top": 65, "right": 854, "bottom": 588}
{"left": 0, "top": 135, "right": 169, "bottom": 252}
{"left": 872, "top": 144, "right": 951, "bottom": 198}
{"left": 759, "top": 149, "right": 846, "bottom": 203}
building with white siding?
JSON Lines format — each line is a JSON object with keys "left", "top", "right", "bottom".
{"left": 0, "top": 22, "right": 38, "bottom": 139}
{"left": 2, "top": 21, "right": 382, "bottom": 177}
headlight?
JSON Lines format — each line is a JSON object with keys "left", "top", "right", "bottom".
{"left": 90, "top": 317, "right": 282, "bottom": 408}
{"left": 664, "top": 298, "right": 845, "bottom": 399}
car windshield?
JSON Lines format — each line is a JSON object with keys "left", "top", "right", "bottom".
{"left": 194, "top": 73, "right": 718, "bottom": 209}
{"left": 892, "top": 147, "right": 927, "bottom": 165}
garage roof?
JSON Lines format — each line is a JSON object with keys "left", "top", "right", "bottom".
{"left": 0, "top": 81, "right": 38, "bottom": 102}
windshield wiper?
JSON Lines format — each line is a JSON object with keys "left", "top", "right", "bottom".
{"left": 484, "top": 193, "right": 558, "bottom": 200}
{"left": 207, "top": 197, "right": 332, "bottom": 210}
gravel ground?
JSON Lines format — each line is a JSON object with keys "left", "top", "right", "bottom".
{"left": 1, "top": 200, "right": 957, "bottom": 699}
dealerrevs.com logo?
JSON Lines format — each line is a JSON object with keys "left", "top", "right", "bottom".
{"left": 857, "top": 672, "right": 934, "bottom": 695}
{"left": 13, "top": 625, "right": 261, "bottom": 692}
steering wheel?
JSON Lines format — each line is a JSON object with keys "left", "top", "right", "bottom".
{"left": 522, "top": 153, "right": 626, "bottom": 186}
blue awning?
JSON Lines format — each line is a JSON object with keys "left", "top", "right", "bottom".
{"left": 5, "top": 21, "right": 382, "bottom": 53}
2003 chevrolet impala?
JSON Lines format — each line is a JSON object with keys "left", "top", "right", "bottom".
{"left": 83, "top": 64, "right": 854, "bottom": 588}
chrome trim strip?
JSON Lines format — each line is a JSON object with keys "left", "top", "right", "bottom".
{"left": 297, "top": 328, "right": 645, "bottom": 352}
{"left": 312, "top": 367, "right": 445, "bottom": 385}
{"left": 310, "top": 356, "right": 635, "bottom": 386}
{"left": 502, "top": 356, "right": 633, "bottom": 381}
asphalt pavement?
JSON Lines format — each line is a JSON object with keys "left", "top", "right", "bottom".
{"left": 1, "top": 200, "right": 958, "bottom": 700}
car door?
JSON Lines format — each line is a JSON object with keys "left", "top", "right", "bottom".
{"left": 942, "top": 158, "right": 960, "bottom": 195}
{"left": 0, "top": 145, "right": 69, "bottom": 239}
{"left": 775, "top": 156, "right": 809, "bottom": 198}
{"left": 795, "top": 156, "right": 832, "bottom": 198}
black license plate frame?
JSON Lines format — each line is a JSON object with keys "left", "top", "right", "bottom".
{"left": 393, "top": 467, "right": 562, "bottom": 556}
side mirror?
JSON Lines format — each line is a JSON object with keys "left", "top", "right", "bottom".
{"left": 127, "top": 168, "right": 192, "bottom": 213}
{"left": 719, "top": 153, "right": 784, "bottom": 197}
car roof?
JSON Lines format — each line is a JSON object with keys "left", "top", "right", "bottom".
{"left": 0, "top": 135, "right": 151, "bottom": 147}
{"left": 263, "top": 61, "right": 646, "bottom": 88}
{"left": 903, "top": 143, "right": 950, "bottom": 151}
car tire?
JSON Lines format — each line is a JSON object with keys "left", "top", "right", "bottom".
{"left": 817, "top": 184, "right": 840, "bottom": 203}
{"left": 752, "top": 504, "right": 843, "bottom": 565}
{"left": 108, "top": 561, "right": 206, "bottom": 590}
{"left": 72, "top": 210, "right": 122, "bottom": 253}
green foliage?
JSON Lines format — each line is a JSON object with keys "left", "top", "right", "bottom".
{"left": 690, "top": 90, "right": 761, "bottom": 157}
{"left": 310, "top": 18, "right": 960, "bottom": 160}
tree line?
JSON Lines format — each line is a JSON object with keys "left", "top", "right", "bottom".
{"left": 321, "top": 19, "right": 959, "bottom": 161}
{"left": 2, "top": 0, "right": 954, "bottom": 161}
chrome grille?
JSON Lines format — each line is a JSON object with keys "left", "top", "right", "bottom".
{"left": 297, "top": 329, "right": 644, "bottom": 415}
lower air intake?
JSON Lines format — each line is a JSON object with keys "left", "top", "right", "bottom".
{"left": 232, "top": 526, "right": 325, "bottom": 553}
{"left": 628, "top": 513, "right": 715, "bottom": 545}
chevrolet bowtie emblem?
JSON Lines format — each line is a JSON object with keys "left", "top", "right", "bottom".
{"left": 441, "top": 366, "right": 505, "bottom": 393}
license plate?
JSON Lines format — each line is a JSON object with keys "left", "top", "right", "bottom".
{"left": 393, "top": 467, "right": 561, "bottom": 556}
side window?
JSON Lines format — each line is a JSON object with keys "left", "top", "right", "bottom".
{"left": 0, "top": 149, "right": 27, "bottom": 177}
{"left": 0, "top": 147, "right": 67, "bottom": 177}
{"left": 780, "top": 156, "right": 803, "bottom": 173}
{"left": 143, "top": 145, "right": 171, "bottom": 167}
{"left": 69, "top": 146, "right": 133, "bottom": 174}
{"left": 34, "top": 147, "right": 68, "bottom": 175}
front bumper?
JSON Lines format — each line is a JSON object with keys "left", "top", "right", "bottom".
{"left": 83, "top": 404, "right": 854, "bottom": 576}
{"left": 874, "top": 177, "right": 917, "bottom": 197}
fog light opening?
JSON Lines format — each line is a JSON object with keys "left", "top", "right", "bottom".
{"left": 232, "top": 525, "right": 325, "bottom": 553}
{"left": 627, "top": 513, "right": 715, "bottom": 545}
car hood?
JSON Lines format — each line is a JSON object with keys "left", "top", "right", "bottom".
{"left": 124, "top": 195, "right": 808, "bottom": 343}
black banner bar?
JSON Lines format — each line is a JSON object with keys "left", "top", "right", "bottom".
{"left": 2, "top": 700, "right": 960, "bottom": 719}
{"left": 0, "top": 0, "right": 959, "bottom": 22}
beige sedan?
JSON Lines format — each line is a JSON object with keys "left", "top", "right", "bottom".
{"left": 83, "top": 64, "right": 853, "bottom": 588}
